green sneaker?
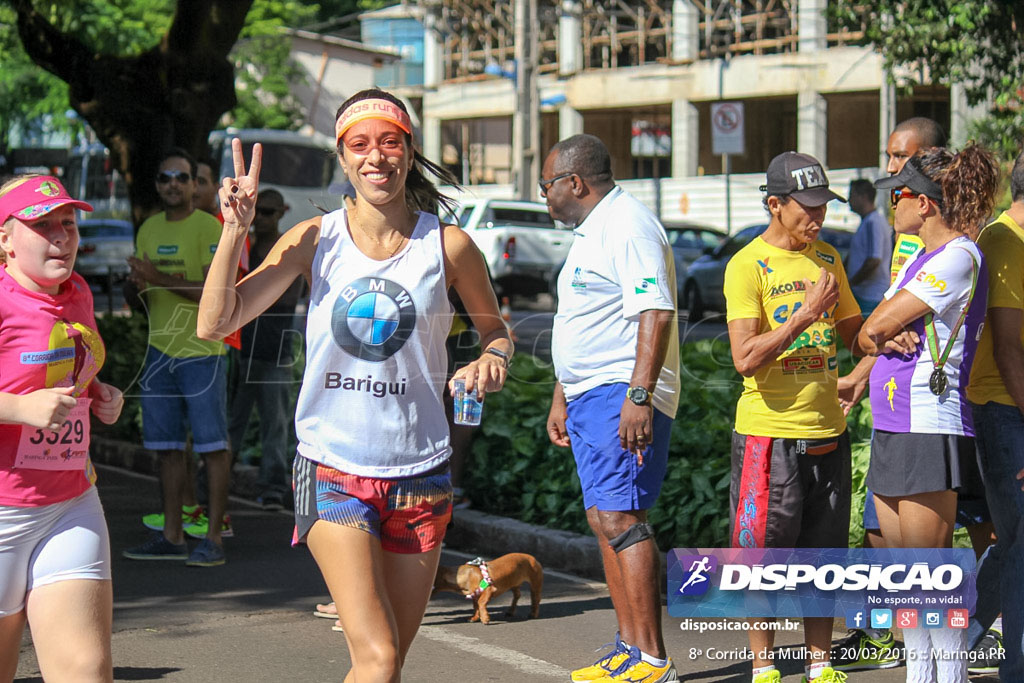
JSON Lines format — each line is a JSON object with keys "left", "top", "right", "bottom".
{"left": 801, "top": 667, "right": 847, "bottom": 682}
{"left": 967, "top": 628, "right": 1004, "bottom": 674}
{"left": 184, "top": 513, "right": 234, "bottom": 539}
{"left": 752, "top": 669, "right": 780, "bottom": 683}
{"left": 142, "top": 504, "right": 204, "bottom": 531}
{"left": 832, "top": 629, "right": 901, "bottom": 671}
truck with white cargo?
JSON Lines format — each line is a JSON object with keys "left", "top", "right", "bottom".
{"left": 447, "top": 198, "right": 573, "bottom": 299}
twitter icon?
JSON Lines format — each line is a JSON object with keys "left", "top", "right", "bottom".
{"left": 871, "top": 609, "right": 893, "bottom": 629}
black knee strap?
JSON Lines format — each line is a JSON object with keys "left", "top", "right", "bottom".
{"left": 607, "top": 522, "right": 655, "bottom": 553}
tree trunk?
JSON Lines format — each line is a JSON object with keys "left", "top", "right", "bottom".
{"left": 13, "top": 0, "right": 253, "bottom": 227}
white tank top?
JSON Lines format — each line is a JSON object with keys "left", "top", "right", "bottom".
{"left": 294, "top": 208, "right": 453, "bottom": 477}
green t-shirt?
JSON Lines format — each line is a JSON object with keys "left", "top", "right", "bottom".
{"left": 135, "top": 211, "right": 224, "bottom": 358}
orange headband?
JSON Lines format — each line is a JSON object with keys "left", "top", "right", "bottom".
{"left": 335, "top": 98, "right": 413, "bottom": 142}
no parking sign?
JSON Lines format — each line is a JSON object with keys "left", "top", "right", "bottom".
{"left": 711, "top": 102, "right": 745, "bottom": 156}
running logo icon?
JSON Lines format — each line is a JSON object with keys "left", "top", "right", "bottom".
{"left": 677, "top": 555, "right": 717, "bottom": 596}
{"left": 331, "top": 277, "right": 417, "bottom": 362}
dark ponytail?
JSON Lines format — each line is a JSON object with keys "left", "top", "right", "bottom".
{"left": 915, "top": 143, "right": 999, "bottom": 238}
{"left": 336, "top": 89, "right": 461, "bottom": 216}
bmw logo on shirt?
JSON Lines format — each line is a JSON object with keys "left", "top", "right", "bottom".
{"left": 331, "top": 277, "right": 416, "bottom": 361}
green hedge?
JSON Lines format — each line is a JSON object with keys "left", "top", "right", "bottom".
{"left": 466, "top": 340, "right": 883, "bottom": 549}
{"left": 464, "top": 339, "right": 744, "bottom": 549}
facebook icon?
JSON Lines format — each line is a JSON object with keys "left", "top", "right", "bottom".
{"left": 845, "top": 609, "right": 866, "bottom": 629}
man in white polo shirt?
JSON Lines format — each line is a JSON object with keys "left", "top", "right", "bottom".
{"left": 544, "top": 134, "right": 680, "bottom": 683}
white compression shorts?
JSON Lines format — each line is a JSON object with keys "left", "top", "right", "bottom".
{"left": 0, "top": 486, "right": 111, "bottom": 617}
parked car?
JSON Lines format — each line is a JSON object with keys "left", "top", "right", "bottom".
{"left": 663, "top": 222, "right": 727, "bottom": 297}
{"left": 447, "top": 198, "right": 573, "bottom": 299}
{"left": 681, "top": 223, "right": 853, "bottom": 319}
{"left": 74, "top": 219, "right": 134, "bottom": 290}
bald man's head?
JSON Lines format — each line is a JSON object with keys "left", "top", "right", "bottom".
{"left": 886, "top": 117, "right": 947, "bottom": 175}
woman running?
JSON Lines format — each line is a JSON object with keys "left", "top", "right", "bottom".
{"left": 858, "top": 145, "right": 998, "bottom": 683}
{"left": 0, "top": 175, "right": 125, "bottom": 682}
{"left": 198, "top": 88, "right": 512, "bottom": 681}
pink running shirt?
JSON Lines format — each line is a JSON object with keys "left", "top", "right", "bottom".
{"left": 0, "top": 267, "right": 106, "bottom": 506}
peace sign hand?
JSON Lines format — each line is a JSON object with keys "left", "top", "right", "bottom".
{"left": 219, "top": 138, "right": 262, "bottom": 234}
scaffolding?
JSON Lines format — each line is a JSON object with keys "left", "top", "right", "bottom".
{"left": 417, "top": 0, "right": 867, "bottom": 81}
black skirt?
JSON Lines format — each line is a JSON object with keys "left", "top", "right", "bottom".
{"left": 866, "top": 430, "right": 982, "bottom": 498}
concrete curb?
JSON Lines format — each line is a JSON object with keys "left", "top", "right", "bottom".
{"left": 90, "top": 436, "right": 606, "bottom": 580}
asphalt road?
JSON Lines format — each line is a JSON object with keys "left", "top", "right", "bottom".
{"left": 13, "top": 465, "right": 991, "bottom": 683}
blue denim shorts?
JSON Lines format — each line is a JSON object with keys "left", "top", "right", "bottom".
{"left": 565, "top": 382, "right": 672, "bottom": 512}
{"left": 140, "top": 345, "right": 229, "bottom": 453}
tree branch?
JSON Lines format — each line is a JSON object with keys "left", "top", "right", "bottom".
{"left": 11, "top": 0, "right": 94, "bottom": 88}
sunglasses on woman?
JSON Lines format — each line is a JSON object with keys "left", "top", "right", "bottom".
{"left": 890, "top": 187, "right": 918, "bottom": 207}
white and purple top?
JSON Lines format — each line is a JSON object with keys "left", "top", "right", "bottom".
{"left": 869, "top": 236, "right": 988, "bottom": 436}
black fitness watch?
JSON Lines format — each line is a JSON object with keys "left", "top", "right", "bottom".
{"left": 626, "top": 385, "right": 652, "bottom": 406}
{"left": 485, "top": 347, "right": 510, "bottom": 368}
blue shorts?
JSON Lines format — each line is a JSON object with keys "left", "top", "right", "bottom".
{"left": 140, "top": 345, "right": 229, "bottom": 453}
{"left": 565, "top": 383, "right": 672, "bottom": 512}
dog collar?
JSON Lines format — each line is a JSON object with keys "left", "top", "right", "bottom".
{"left": 465, "top": 557, "right": 492, "bottom": 599}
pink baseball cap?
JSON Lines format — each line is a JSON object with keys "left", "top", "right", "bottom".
{"left": 0, "top": 176, "right": 93, "bottom": 224}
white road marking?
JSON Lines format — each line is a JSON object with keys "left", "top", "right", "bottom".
{"left": 418, "top": 625, "right": 570, "bottom": 678}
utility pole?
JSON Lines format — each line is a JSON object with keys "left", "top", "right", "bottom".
{"left": 513, "top": 0, "right": 540, "bottom": 201}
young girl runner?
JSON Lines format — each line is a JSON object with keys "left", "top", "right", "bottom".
{"left": 198, "top": 88, "right": 512, "bottom": 681}
{"left": 0, "top": 175, "right": 125, "bottom": 682}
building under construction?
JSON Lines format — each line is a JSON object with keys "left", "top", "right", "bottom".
{"left": 379, "top": 0, "right": 980, "bottom": 207}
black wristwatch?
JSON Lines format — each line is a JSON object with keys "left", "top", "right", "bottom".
{"left": 485, "top": 348, "right": 510, "bottom": 368}
{"left": 626, "top": 385, "right": 651, "bottom": 406}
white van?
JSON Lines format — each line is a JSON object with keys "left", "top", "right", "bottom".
{"left": 208, "top": 128, "right": 346, "bottom": 228}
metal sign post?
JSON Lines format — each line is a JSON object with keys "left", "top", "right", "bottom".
{"left": 711, "top": 101, "right": 744, "bottom": 234}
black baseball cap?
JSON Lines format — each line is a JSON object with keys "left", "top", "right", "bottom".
{"left": 873, "top": 158, "right": 943, "bottom": 202}
{"left": 759, "top": 152, "right": 846, "bottom": 206}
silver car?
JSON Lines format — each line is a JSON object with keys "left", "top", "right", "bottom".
{"left": 75, "top": 219, "right": 134, "bottom": 289}
{"left": 681, "top": 224, "right": 853, "bottom": 319}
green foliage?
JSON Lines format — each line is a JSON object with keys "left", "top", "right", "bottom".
{"left": 0, "top": 0, "right": 172, "bottom": 150}
{"left": 93, "top": 312, "right": 149, "bottom": 443}
{"left": 831, "top": 0, "right": 1024, "bottom": 161}
{"left": 464, "top": 340, "right": 743, "bottom": 548}
{"left": 226, "top": 0, "right": 319, "bottom": 131}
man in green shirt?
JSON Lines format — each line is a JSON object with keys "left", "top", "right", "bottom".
{"left": 123, "top": 149, "right": 230, "bottom": 567}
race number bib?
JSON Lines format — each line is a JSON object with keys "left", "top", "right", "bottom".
{"left": 14, "top": 398, "right": 92, "bottom": 470}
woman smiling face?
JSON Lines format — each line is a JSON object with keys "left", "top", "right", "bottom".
{"left": 339, "top": 118, "right": 414, "bottom": 207}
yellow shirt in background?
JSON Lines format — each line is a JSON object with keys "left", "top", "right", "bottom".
{"left": 891, "top": 234, "right": 924, "bottom": 282}
{"left": 967, "top": 212, "right": 1024, "bottom": 407}
{"left": 725, "top": 237, "right": 860, "bottom": 438}
{"left": 135, "top": 211, "right": 225, "bottom": 359}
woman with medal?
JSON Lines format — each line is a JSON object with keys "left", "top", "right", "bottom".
{"left": 198, "top": 89, "right": 512, "bottom": 681}
{"left": 857, "top": 145, "right": 998, "bottom": 683}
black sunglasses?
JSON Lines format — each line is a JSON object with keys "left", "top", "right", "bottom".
{"left": 256, "top": 206, "right": 280, "bottom": 217}
{"left": 538, "top": 172, "right": 575, "bottom": 197}
{"left": 156, "top": 170, "right": 192, "bottom": 184}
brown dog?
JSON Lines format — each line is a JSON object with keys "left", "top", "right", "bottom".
{"left": 432, "top": 553, "right": 543, "bottom": 624}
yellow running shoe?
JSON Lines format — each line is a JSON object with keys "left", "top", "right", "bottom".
{"left": 571, "top": 634, "right": 631, "bottom": 682}
{"left": 595, "top": 649, "right": 678, "bottom": 682}
{"left": 801, "top": 667, "right": 847, "bottom": 682}
{"left": 753, "top": 669, "right": 781, "bottom": 683}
